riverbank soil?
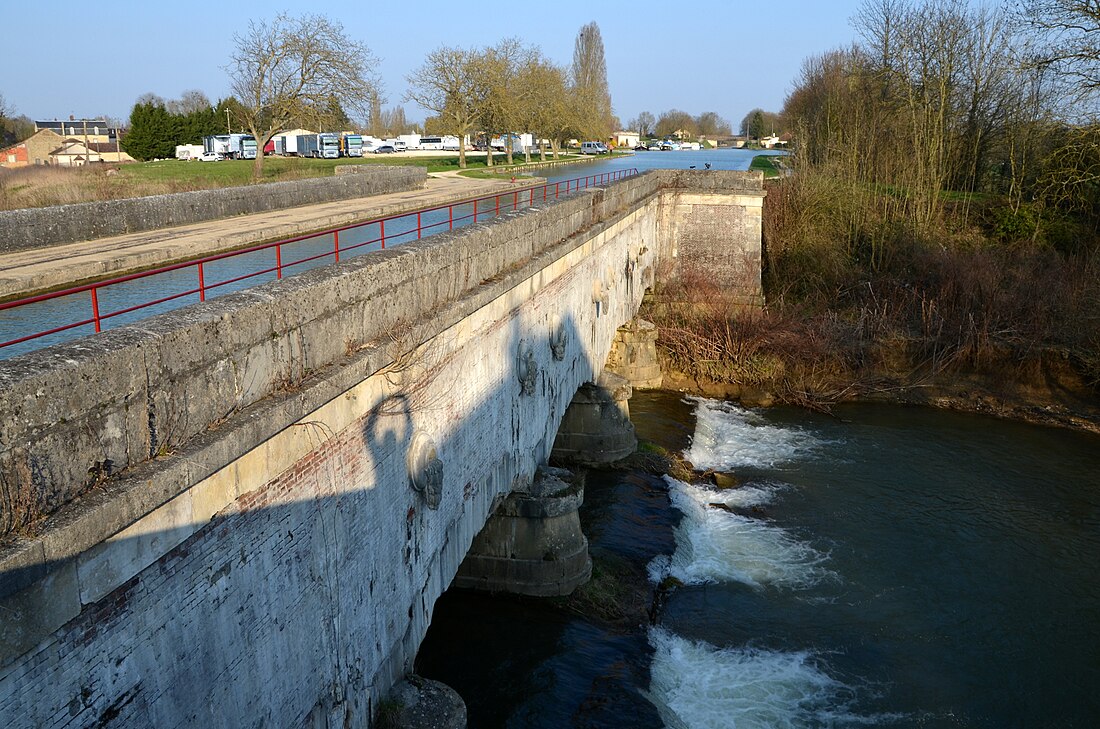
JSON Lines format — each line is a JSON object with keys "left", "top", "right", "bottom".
{"left": 642, "top": 284, "right": 1100, "bottom": 434}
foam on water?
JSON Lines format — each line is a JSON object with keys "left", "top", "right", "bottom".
{"left": 684, "top": 398, "right": 826, "bottom": 471}
{"left": 650, "top": 476, "right": 831, "bottom": 589}
{"left": 647, "top": 627, "right": 855, "bottom": 729}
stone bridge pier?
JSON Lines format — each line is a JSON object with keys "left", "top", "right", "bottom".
{"left": 0, "top": 171, "right": 763, "bottom": 728}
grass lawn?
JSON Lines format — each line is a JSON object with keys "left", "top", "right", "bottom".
{"left": 1, "top": 149, "right": 622, "bottom": 211}
{"left": 120, "top": 154, "right": 521, "bottom": 186}
{"left": 749, "top": 155, "right": 783, "bottom": 178}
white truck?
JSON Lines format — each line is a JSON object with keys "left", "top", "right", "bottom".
{"left": 340, "top": 133, "right": 364, "bottom": 157}
{"left": 298, "top": 133, "right": 340, "bottom": 158}
{"left": 203, "top": 134, "right": 257, "bottom": 159}
{"left": 273, "top": 134, "right": 300, "bottom": 156}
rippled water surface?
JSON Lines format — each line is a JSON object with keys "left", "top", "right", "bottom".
{"left": 418, "top": 392, "right": 1100, "bottom": 728}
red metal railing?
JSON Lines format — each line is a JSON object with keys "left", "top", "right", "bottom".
{"left": 0, "top": 168, "right": 640, "bottom": 352}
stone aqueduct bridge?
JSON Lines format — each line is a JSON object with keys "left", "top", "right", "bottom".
{"left": 0, "top": 170, "right": 764, "bottom": 727}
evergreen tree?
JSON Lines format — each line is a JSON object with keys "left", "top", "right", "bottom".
{"left": 122, "top": 102, "right": 176, "bottom": 160}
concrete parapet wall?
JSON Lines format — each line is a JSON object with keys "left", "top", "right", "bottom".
{"left": 0, "top": 165, "right": 426, "bottom": 254}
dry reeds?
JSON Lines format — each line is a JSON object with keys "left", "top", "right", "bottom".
{"left": 646, "top": 169, "right": 1100, "bottom": 408}
{"left": 0, "top": 164, "right": 200, "bottom": 210}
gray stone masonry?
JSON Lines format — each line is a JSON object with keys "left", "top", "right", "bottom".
{"left": 656, "top": 169, "right": 766, "bottom": 300}
{"left": 388, "top": 676, "right": 467, "bottom": 729}
{"left": 605, "top": 318, "right": 663, "bottom": 389}
{"left": 0, "top": 165, "right": 426, "bottom": 253}
{"left": 454, "top": 466, "right": 591, "bottom": 597}
{"left": 0, "top": 169, "right": 763, "bottom": 728}
{"left": 551, "top": 371, "right": 638, "bottom": 466}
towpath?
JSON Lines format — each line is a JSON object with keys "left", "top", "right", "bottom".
{"left": 0, "top": 171, "right": 535, "bottom": 300}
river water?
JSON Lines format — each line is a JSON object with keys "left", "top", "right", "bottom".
{"left": 416, "top": 391, "right": 1100, "bottom": 728}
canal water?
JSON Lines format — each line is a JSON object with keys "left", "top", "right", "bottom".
{"left": 416, "top": 391, "right": 1100, "bottom": 728}
{"left": 0, "top": 149, "right": 775, "bottom": 360}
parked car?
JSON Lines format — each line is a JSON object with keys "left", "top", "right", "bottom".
{"left": 373, "top": 145, "right": 396, "bottom": 154}
{"left": 580, "top": 141, "right": 609, "bottom": 155}
{"left": 199, "top": 151, "right": 222, "bottom": 162}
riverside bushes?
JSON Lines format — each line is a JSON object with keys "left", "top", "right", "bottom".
{"left": 644, "top": 170, "right": 1100, "bottom": 415}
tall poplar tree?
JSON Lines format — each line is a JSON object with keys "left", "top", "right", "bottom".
{"left": 571, "top": 22, "right": 614, "bottom": 141}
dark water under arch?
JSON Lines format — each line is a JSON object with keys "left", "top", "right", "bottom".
{"left": 417, "top": 392, "right": 1100, "bottom": 728}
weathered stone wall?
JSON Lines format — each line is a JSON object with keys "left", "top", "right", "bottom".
{"left": 0, "top": 175, "right": 662, "bottom": 727}
{"left": 0, "top": 165, "right": 426, "bottom": 253}
{"left": 0, "top": 170, "right": 761, "bottom": 728}
{"left": 0, "top": 174, "right": 661, "bottom": 542}
{"left": 657, "top": 169, "right": 765, "bottom": 306}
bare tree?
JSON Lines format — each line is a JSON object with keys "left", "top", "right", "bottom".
{"left": 477, "top": 39, "right": 527, "bottom": 167}
{"left": 135, "top": 92, "right": 166, "bottom": 108}
{"left": 656, "top": 109, "right": 697, "bottom": 139}
{"left": 376, "top": 106, "right": 410, "bottom": 136}
{"left": 0, "top": 93, "right": 11, "bottom": 120}
{"left": 230, "top": 13, "right": 381, "bottom": 180}
{"left": 695, "top": 111, "right": 732, "bottom": 137}
{"left": 407, "top": 46, "right": 494, "bottom": 168}
{"left": 1024, "top": 0, "right": 1100, "bottom": 104}
{"left": 629, "top": 111, "right": 655, "bottom": 137}
{"left": 515, "top": 54, "right": 573, "bottom": 161}
{"left": 168, "top": 90, "right": 213, "bottom": 116}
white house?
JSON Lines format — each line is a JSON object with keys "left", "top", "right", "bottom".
{"left": 613, "top": 131, "right": 640, "bottom": 148}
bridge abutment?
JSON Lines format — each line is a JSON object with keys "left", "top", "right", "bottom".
{"left": 550, "top": 371, "right": 637, "bottom": 466}
{"left": 454, "top": 466, "right": 591, "bottom": 597}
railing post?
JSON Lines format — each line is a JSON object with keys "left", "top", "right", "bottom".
{"left": 449, "top": 204, "right": 454, "bottom": 230}
{"left": 334, "top": 230, "right": 340, "bottom": 263}
{"left": 276, "top": 244, "right": 283, "bottom": 279}
{"left": 473, "top": 199, "right": 478, "bottom": 223}
{"left": 380, "top": 219, "right": 386, "bottom": 249}
{"left": 90, "top": 287, "right": 102, "bottom": 333}
{"left": 495, "top": 194, "right": 500, "bottom": 217}
{"left": 198, "top": 262, "right": 206, "bottom": 302}
{"left": 417, "top": 211, "right": 422, "bottom": 240}
{"left": 556, "top": 182, "right": 560, "bottom": 198}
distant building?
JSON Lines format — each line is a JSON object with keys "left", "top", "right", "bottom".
{"left": 0, "top": 130, "right": 134, "bottom": 168}
{"left": 86, "top": 141, "right": 134, "bottom": 164}
{"left": 0, "top": 129, "right": 65, "bottom": 168}
{"left": 613, "top": 131, "right": 640, "bottom": 148}
{"left": 34, "top": 119, "right": 118, "bottom": 143}
{"left": 50, "top": 140, "right": 102, "bottom": 166}
{"left": 759, "top": 134, "right": 781, "bottom": 149}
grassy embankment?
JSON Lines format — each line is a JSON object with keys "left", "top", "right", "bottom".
{"left": 0, "top": 153, "right": 581, "bottom": 211}
{"left": 643, "top": 169, "right": 1100, "bottom": 429}
{"left": 749, "top": 154, "right": 783, "bottom": 178}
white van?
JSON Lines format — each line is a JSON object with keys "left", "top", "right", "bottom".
{"left": 580, "top": 141, "right": 609, "bottom": 155}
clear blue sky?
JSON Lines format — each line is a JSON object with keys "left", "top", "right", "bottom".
{"left": 2, "top": 0, "right": 865, "bottom": 129}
